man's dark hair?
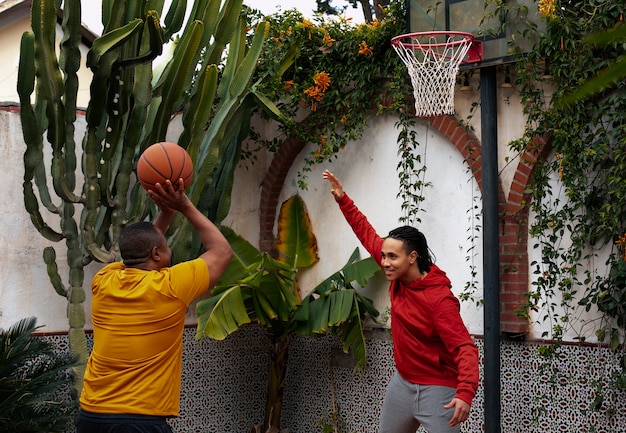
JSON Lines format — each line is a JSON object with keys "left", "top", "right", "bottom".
{"left": 387, "top": 225, "right": 434, "bottom": 273}
{"left": 118, "top": 222, "right": 162, "bottom": 265}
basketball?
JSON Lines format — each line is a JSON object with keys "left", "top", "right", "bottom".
{"left": 137, "top": 142, "right": 193, "bottom": 191}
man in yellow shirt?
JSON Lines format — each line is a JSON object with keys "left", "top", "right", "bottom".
{"left": 77, "top": 179, "right": 233, "bottom": 432}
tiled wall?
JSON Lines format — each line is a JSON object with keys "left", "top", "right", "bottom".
{"left": 49, "top": 325, "right": 626, "bottom": 432}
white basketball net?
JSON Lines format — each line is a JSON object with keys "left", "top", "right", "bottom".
{"left": 392, "top": 33, "right": 473, "bottom": 117}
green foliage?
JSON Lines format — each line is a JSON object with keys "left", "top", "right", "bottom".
{"left": 503, "top": 0, "right": 626, "bottom": 419}
{"left": 197, "top": 195, "right": 380, "bottom": 354}
{"left": 249, "top": 0, "right": 409, "bottom": 187}
{"left": 18, "top": 0, "right": 275, "bottom": 390}
{"left": 275, "top": 194, "right": 320, "bottom": 268}
{"left": 292, "top": 247, "right": 380, "bottom": 366}
{"left": 0, "top": 317, "right": 78, "bottom": 432}
{"left": 196, "top": 195, "right": 380, "bottom": 430}
{"left": 395, "top": 109, "right": 431, "bottom": 225}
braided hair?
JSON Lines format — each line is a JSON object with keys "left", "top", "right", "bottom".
{"left": 118, "top": 221, "right": 162, "bottom": 266}
{"left": 387, "top": 225, "right": 434, "bottom": 273}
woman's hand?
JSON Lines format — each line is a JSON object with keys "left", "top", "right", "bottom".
{"left": 444, "top": 397, "right": 470, "bottom": 427}
{"left": 323, "top": 170, "right": 344, "bottom": 200}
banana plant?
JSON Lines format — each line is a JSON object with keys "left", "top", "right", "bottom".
{"left": 17, "top": 0, "right": 288, "bottom": 391}
{"left": 196, "top": 194, "right": 381, "bottom": 432}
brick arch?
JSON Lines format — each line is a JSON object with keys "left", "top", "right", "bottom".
{"left": 428, "top": 114, "right": 552, "bottom": 335}
{"left": 258, "top": 137, "right": 308, "bottom": 256}
{"left": 258, "top": 115, "right": 551, "bottom": 335}
{"left": 498, "top": 135, "right": 552, "bottom": 334}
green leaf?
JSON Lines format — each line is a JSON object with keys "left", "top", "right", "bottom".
{"left": 196, "top": 285, "right": 251, "bottom": 340}
{"left": 291, "top": 248, "right": 380, "bottom": 368}
{"left": 341, "top": 256, "right": 380, "bottom": 288}
{"left": 329, "top": 290, "right": 355, "bottom": 326}
{"left": 274, "top": 195, "right": 319, "bottom": 269}
{"left": 338, "top": 308, "right": 368, "bottom": 370}
{"left": 253, "top": 90, "right": 290, "bottom": 123}
{"left": 560, "top": 56, "right": 626, "bottom": 106}
{"left": 308, "top": 295, "right": 330, "bottom": 334}
{"left": 213, "top": 226, "right": 263, "bottom": 287}
{"left": 311, "top": 248, "right": 380, "bottom": 296}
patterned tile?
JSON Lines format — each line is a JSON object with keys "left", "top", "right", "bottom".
{"left": 41, "top": 326, "right": 626, "bottom": 432}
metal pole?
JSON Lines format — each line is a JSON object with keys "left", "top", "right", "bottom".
{"left": 480, "top": 65, "right": 501, "bottom": 433}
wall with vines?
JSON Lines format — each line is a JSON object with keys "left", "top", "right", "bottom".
{"left": 496, "top": 0, "right": 626, "bottom": 404}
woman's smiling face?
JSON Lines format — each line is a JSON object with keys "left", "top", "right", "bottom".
{"left": 380, "top": 237, "right": 417, "bottom": 283}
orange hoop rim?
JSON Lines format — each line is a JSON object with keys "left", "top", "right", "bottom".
{"left": 391, "top": 31, "right": 483, "bottom": 64}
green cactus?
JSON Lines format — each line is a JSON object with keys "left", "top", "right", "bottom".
{"left": 17, "top": 0, "right": 287, "bottom": 393}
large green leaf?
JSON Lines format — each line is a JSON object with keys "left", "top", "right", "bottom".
{"left": 308, "top": 295, "right": 330, "bottom": 334}
{"left": 196, "top": 285, "right": 251, "bottom": 340}
{"left": 213, "top": 226, "right": 263, "bottom": 289}
{"left": 559, "top": 22, "right": 626, "bottom": 106}
{"left": 291, "top": 248, "right": 381, "bottom": 369}
{"left": 311, "top": 248, "right": 380, "bottom": 296}
{"left": 275, "top": 195, "right": 319, "bottom": 269}
{"left": 338, "top": 304, "right": 368, "bottom": 370}
{"left": 196, "top": 251, "right": 299, "bottom": 339}
{"left": 328, "top": 290, "right": 355, "bottom": 326}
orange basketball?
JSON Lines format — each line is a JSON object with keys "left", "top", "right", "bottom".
{"left": 137, "top": 142, "right": 193, "bottom": 191}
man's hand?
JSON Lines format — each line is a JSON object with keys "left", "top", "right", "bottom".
{"left": 147, "top": 179, "right": 191, "bottom": 213}
{"left": 444, "top": 397, "right": 470, "bottom": 427}
{"left": 322, "top": 170, "right": 345, "bottom": 200}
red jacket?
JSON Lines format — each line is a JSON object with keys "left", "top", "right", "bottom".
{"left": 337, "top": 194, "right": 479, "bottom": 405}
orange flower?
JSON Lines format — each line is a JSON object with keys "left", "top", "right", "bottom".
{"left": 285, "top": 80, "right": 294, "bottom": 91}
{"left": 304, "top": 86, "right": 324, "bottom": 102}
{"left": 322, "top": 33, "right": 335, "bottom": 46}
{"left": 616, "top": 234, "right": 626, "bottom": 262}
{"left": 303, "top": 72, "right": 331, "bottom": 111}
{"left": 313, "top": 71, "right": 330, "bottom": 92}
{"left": 538, "top": 0, "right": 556, "bottom": 18}
{"left": 359, "top": 40, "right": 374, "bottom": 56}
{"left": 300, "top": 19, "right": 313, "bottom": 29}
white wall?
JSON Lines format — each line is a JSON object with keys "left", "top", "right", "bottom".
{"left": 526, "top": 159, "right": 609, "bottom": 342}
{"left": 274, "top": 114, "right": 485, "bottom": 334}
{"left": 0, "top": 11, "right": 99, "bottom": 334}
{"left": 0, "top": 111, "right": 99, "bottom": 332}
{"left": 1, "top": 38, "right": 605, "bottom": 341}
{"left": 1, "top": 104, "right": 612, "bottom": 341}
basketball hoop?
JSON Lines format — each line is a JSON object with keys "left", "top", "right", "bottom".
{"left": 391, "top": 31, "right": 483, "bottom": 117}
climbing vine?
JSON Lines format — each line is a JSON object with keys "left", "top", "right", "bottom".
{"left": 505, "top": 0, "right": 626, "bottom": 414}
{"left": 247, "top": 1, "right": 410, "bottom": 187}
{"left": 395, "top": 109, "right": 431, "bottom": 225}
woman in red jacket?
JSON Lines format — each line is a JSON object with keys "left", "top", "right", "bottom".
{"left": 323, "top": 170, "right": 479, "bottom": 433}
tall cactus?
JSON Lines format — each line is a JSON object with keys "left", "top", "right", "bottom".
{"left": 17, "top": 0, "right": 286, "bottom": 393}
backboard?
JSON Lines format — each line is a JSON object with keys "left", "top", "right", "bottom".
{"left": 408, "top": 0, "right": 545, "bottom": 68}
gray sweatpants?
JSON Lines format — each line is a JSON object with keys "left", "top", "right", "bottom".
{"left": 378, "top": 370, "right": 460, "bottom": 433}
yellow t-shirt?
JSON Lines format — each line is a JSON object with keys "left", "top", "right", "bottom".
{"left": 80, "top": 258, "right": 210, "bottom": 416}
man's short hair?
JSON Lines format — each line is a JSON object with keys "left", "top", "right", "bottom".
{"left": 118, "top": 221, "right": 162, "bottom": 262}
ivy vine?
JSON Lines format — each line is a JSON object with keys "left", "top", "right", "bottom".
{"left": 504, "top": 0, "right": 626, "bottom": 416}
{"left": 247, "top": 1, "right": 409, "bottom": 187}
